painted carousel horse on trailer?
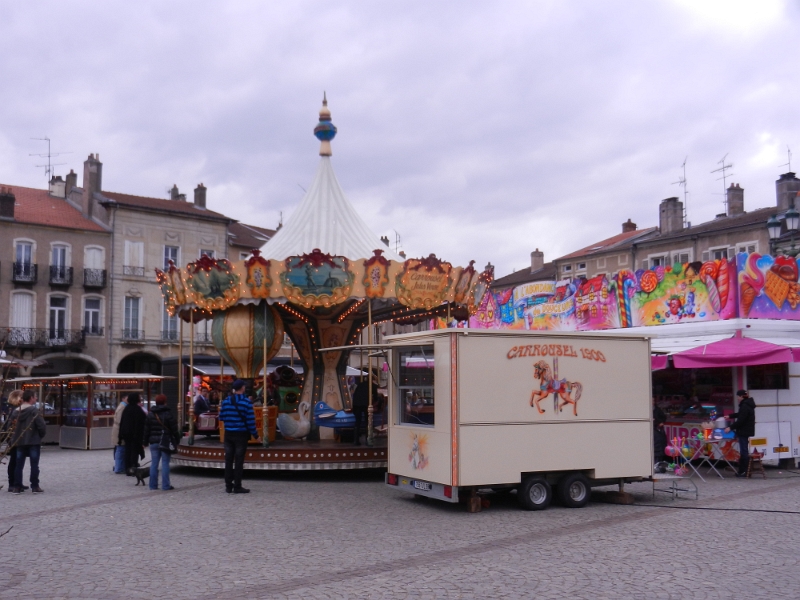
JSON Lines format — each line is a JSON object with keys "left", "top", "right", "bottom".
{"left": 530, "top": 359, "right": 583, "bottom": 416}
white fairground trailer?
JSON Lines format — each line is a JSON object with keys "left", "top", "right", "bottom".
{"left": 381, "top": 329, "right": 653, "bottom": 511}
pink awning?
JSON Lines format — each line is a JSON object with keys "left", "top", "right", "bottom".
{"left": 651, "top": 355, "right": 668, "bottom": 371}
{"left": 672, "top": 335, "right": 793, "bottom": 369}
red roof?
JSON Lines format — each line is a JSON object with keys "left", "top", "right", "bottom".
{"left": 101, "top": 191, "right": 230, "bottom": 221}
{"left": 1, "top": 184, "right": 107, "bottom": 232}
{"left": 557, "top": 227, "right": 658, "bottom": 260}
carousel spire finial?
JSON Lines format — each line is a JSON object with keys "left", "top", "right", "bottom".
{"left": 314, "top": 92, "right": 337, "bottom": 157}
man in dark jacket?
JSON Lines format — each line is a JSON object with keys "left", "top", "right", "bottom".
{"left": 352, "top": 375, "right": 377, "bottom": 446}
{"left": 118, "top": 393, "right": 148, "bottom": 476}
{"left": 219, "top": 380, "right": 260, "bottom": 494}
{"left": 10, "top": 390, "right": 47, "bottom": 494}
{"left": 727, "top": 389, "right": 756, "bottom": 477}
{"left": 143, "top": 394, "right": 180, "bottom": 491}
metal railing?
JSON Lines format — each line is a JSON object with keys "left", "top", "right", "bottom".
{"left": 122, "top": 265, "right": 145, "bottom": 277}
{"left": 83, "top": 268, "right": 107, "bottom": 288}
{"left": 161, "top": 329, "right": 179, "bottom": 342}
{"left": 195, "top": 331, "right": 214, "bottom": 344}
{"left": 3, "top": 327, "right": 85, "bottom": 349}
{"left": 12, "top": 262, "right": 37, "bottom": 284}
{"left": 121, "top": 328, "right": 146, "bottom": 341}
{"left": 83, "top": 326, "right": 105, "bottom": 337}
{"left": 49, "top": 265, "right": 73, "bottom": 286}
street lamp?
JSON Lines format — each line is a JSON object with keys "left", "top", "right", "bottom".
{"left": 767, "top": 210, "right": 800, "bottom": 257}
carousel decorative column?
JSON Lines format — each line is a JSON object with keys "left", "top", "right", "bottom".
{"left": 188, "top": 310, "right": 195, "bottom": 445}
{"left": 367, "top": 299, "right": 374, "bottom": 447}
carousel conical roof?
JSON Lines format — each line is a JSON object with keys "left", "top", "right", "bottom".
{"left": 260, "top": 97, "right": 402, "bottom": 262}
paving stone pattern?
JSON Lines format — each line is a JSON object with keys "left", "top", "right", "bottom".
{"left": 1, "top": 447, "right": 799, "bottom": 599}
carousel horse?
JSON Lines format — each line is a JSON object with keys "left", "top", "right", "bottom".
{"left": 529, "top": 360, "right": 583, "bottom": 416}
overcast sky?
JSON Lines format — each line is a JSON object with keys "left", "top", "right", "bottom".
{"left": 1, "top": 1, "right": 798, "bottom": 277}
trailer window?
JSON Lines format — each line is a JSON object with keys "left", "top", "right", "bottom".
{"left": 398, "top": 346, "right": 435, "bottom": 426}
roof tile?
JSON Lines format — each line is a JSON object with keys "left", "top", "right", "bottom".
{"left": 0, "top": 184, "right": 106, "bottom": 232}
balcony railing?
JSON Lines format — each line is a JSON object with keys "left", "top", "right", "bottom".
{"left": 4, "top": 328, "right": 85, "bottom": 349}
{"left": 121, "top": 329, "right": 146, "bottom": 342}
{"left": 161, "top": 330, "right": 179, "bottom": 342}
{"left": 195, "top": 332, "right": 214, "bottom": 345}
{"left": 83, "top": 268, "right": 107, "bottom": 288}
{"left": 12, "top": 262, "right": 37, "bottom": 284}
{"left": 83, "top": 326, "right": 105, "bottom": 337}
{"left": 123, "top": 265, "right": 145, "bottom": 277}
{"left": 49, "top": 265, "right": 73, "bottom": 286}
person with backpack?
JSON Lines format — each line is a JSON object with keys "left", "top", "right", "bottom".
{"left": 218, "top": 379, "right": 260, "bottom": 494}
{"left": 726, "top": 389, "right": 756, "bottom": 477}
{"left": 9, "top": 390, "right": 47, "bottom": 494}
{"left": 143, "top": 394, "right": 180, "bottom": 491}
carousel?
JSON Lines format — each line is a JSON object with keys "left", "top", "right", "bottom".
{"left": 160, "top": 96, "right": 492, "bottom": 470}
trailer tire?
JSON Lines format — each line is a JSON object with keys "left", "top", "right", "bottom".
{"left": 557, "top": 473, "right": 591, "bottom": 508}
{"left": 518, "top": 476, "right": 552, "bottom": 511}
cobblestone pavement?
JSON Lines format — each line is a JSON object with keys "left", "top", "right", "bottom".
{"left": 1, "top": 447, "right": 799, "bottom": 599}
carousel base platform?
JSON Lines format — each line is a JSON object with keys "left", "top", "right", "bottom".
{"left": 173, "top": 437, "right": 388, "bottom": 471}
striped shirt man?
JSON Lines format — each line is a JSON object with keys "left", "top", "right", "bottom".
{"left": 219, "top": 393, "right": 258, "bottom": 438}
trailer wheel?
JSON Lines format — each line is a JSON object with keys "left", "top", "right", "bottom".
{"left": 518, "top": 476, "right": 552, "bottom": 511}
{"left": 557, "top": 473, "right": 591, "bottom": 508}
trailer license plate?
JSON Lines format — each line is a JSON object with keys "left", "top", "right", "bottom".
{"left": 413, "top": 480, "right": 431, "bottom": 491}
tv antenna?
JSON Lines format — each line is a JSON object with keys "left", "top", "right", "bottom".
{"left": 393, "top": 229, "right": 402, "bottom": 254}
{"left": 29, "top": 137, "right": 70, "bottom": 182}
{"left": 779, "top": 146, "right": 792, "bottom": 172}
{"left": 672, "top": 157, "right": 689, "bottom": 226}
{"left": 711, "top": 153, "right": 733, "bottom": 210}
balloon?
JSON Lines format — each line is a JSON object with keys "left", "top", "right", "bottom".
{"left": 212, "top": 303, "right": 284, "bottom": 378}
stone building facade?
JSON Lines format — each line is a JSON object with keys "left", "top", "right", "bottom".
{"left": 0, "top": 181, "right": 112, "bottom": 373}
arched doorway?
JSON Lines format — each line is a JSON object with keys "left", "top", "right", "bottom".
{"left": 117, "top": 352, "right": 162, "bottom": 375}
{"left": 31, "top": 356, "right": 99, "bottom": 377}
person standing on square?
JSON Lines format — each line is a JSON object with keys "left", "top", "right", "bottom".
{"left": 219, "top": 380, "right": 260, "bottom": 493}
{"left": 726, "top": 389, "right": 756, "bottom": 477}
{"left": 10, "top": 390, "right": 47, "bottom": 494}
{"left": 3, "top": 390, "right": 24, "bottom": 492}
{"left": 143, "top": 394, "right": 180, "bottom": 491}
{"left": 111, "top": 394, "right": 128, "bottom": 474}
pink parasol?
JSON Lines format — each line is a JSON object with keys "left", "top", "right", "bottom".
{"left": 672, "top": 334, "right": 793, "bottom": 369}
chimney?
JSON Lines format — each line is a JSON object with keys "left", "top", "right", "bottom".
{"left": 82, "top": 153, "right": 103, "bottom": 218}
{"left": 0, "top": 187, "right": 15, "bottom": 220}
{"left": 622, "top": 218, "right": 637, "bottom": 233}
{"left": 380, "top": 235, "right": 389, "bottom": 247}
{"left": 530, "top": 248, "right": 544, "bottom": 273}
{"left": 658, "top": 197, "right": 684, "bottom": 234}
{"left": 49, "top": 175, "right": 66, "bottom": 198}
{"left": 727, "top": 183, "right": 744, "bottom": 215}
{"left": 194, "top": 183, "right": 207, "bottom": 209}
{"left": 65, "top": 169, "right": 78, "bottom": 195}
{"left": 170, "top": 184, "right": 180, "bottom": 200}
{"left": 776, "top": 172, "right": 800, "bottom": 211}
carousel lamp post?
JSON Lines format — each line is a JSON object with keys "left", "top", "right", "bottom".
{"left": 367, "top": 298, "right": 374, "bottom": 447}
{"left": 268, "top": 301, "right": 269, "bottom": 448}
{"left": 178, "top": 318, "right": 184, "bottom": 431}
{"left": 188, "top": 310, "right": 195, "bottom": 445}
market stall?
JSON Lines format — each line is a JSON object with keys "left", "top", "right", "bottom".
{"left": 7, "top": 374, "right": 168, "bottom": 450}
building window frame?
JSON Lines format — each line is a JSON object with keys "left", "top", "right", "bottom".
{"left": 163, "top": 245, "right": 180, "bottom": 270}
{"left": 670, "top": 248, "right": 693, "bottom": 265}
{"left": 82, "top": 295, "right": 104, "bottom": 335}
{"left": 199, "top": 248, "right": 215, "bottom": 259}
{"left": 47, "top": 293, "right": 70, "bottom": 341}
{"left": 736, "top": 241, "right": 758, "bottom": 256}
{"left": 123, "top": 295, "right": 142, "bottom": 339}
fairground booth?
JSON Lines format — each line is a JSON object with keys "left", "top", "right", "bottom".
{"left": 6, "top": 374, "right": 167, "bottom": 449}
{"left": 464, "top": 254, "right": 800, "bottom": 469}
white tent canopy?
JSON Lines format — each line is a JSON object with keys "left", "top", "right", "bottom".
{"left": 259, "top": 157, "right": 402, "bottom": 262}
